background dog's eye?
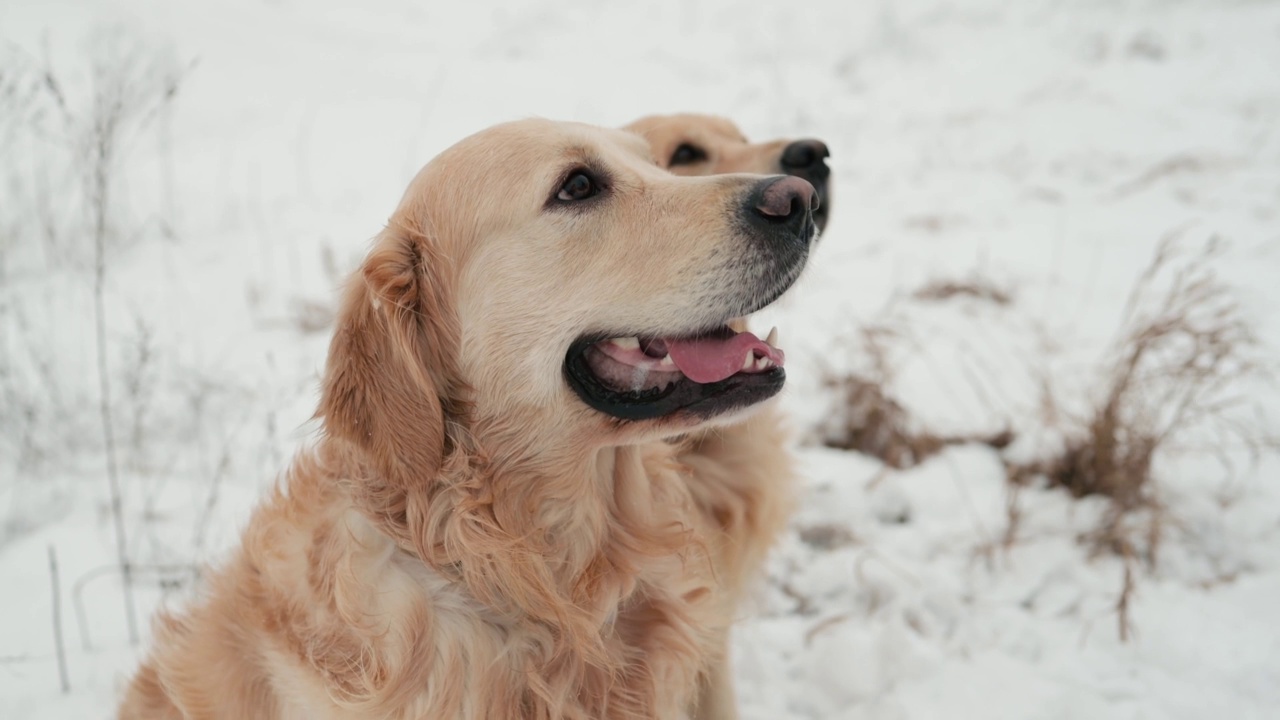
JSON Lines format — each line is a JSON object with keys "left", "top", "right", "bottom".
{"left": 557, "top": 172, "right": 598, "bottom": 201}
{"left": 669, "top": 143, "right": 707, "bottom": 166}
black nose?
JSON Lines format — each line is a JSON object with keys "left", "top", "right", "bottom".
{"left": 780, "top": 139, "right": 830, "bottom": 175}
{"left": 747, "top": 175, "right": 818, "bottom": 237}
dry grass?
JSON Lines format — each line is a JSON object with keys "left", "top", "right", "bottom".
{"left": 816, "top": 236, "right": 1272, "bottom": 641}
{"left": 912, "top": 276, "right": 1014, "bottom": 306}
{"left": 820, "top": 270, "right": 1020, "bottom": 467}
{"left": 821, "top": 372, "right": 1013, "bottom": 468}
{"left": 1002, "top": 236, "right": 1274, "bottom": 638}
{"left": 0, "top": 33, "right": 195, "bottom": 648}
{"left": 1009, "top": 236, "right": 1269, "bottom": 560}
{"left": 819, "top": 324, "right": 1013, "bottom": 468}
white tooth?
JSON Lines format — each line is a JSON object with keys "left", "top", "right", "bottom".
{"left": 765, "top": 326, "right": 778, "bottom": 347}
{"left": 658, "top": 353, "right": 676, "bottom": 368}
{"left": 742, "top": 352, "right": 754, "bottom": 370}
{"left": 755, "top": 356, "right": 769, "bottom": 371}
{"left": 611, "top": 336, "right": 640, "bottom": 349}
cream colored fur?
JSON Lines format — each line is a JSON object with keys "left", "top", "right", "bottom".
{"left": 119, "top": 118, "right": 801, "bottom": 720}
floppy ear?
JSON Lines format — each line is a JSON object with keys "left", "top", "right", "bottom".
{"left": 318, "top": 221, "right": 462, "bottom": 482}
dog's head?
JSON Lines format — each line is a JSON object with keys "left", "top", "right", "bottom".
{"left": 625, "top": 113, "right": 831, "bottom": 233}
{"left": 320, "top": 119, "right": 816, "bottom": 467}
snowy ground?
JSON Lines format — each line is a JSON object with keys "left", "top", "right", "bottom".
{"left": 3, "top": 0, "right": 1279, "bottom": 718}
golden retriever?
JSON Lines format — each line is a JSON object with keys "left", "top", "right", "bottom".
{"left": 625, "top": 113, "right": 830, "bottom": 233}
{"left": 118, "top": 119, "right": 819, "bottom": 720}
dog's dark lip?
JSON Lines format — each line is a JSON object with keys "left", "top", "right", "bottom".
{"left": 563, "top": 328, "right": 785, "bottom": 421}
{"left": 811, "top": 184, "right": 830, "bottom": 231}
{"left": 792, "top": 217, "right": 820, "bottom": 255}
{"left": 787, "top": 172, "right": 828, "bottom": 232}
{"left": 813, "top": 206, "right": 828, "bottom": 232}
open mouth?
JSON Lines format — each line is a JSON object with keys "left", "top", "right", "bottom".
{"left": 564, "top": 324, "right": 787, "bottom": 421}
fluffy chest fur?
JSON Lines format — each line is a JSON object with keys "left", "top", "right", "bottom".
{"left": 133, "top": 442, "right": 729, "bottom": 720}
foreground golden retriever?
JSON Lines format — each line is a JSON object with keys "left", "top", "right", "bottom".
{"left": 119, "top": 119, "right": 820, "bottom": 719}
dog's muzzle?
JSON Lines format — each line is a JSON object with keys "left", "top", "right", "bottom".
{"left": 779, "top": 139, "right": 831, "bottom": 232}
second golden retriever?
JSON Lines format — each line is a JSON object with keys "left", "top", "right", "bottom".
{"left": 626, "top": 113, "right": 831, "bottom": 232}
{"left": 623, "top": 117, "right": 834, "bottom": 690}
{"left": 119, "top": 119, "right": 819, "bottom": 719}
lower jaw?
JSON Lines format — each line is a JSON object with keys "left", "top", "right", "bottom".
{"left": 563, "top": 342, "right": 786, "bottom": 422}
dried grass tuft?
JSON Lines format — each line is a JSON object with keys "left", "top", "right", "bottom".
{"left": 820, "top": 325, "right": 1013, "bottom": 468}
{"left": 1010, "top": 236, "right": 1269, "bottom": 557}
{"left": 912, "top": 276, "right": 1014, "bottom": 306}
{"left": 1004, "top": 235, "right": 1275, "bottom": 638}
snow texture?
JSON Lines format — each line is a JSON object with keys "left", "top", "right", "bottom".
{"left": 2, "top": 0, "right": 1279, "bottom": 718}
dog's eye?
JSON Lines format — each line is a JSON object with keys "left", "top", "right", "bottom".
{"left": 669, "top": 143, "right": 707, "bottom": 167}
{"left": 557, "top": 171, "right": 599, "bottom": 202}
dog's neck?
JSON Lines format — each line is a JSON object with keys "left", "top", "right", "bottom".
{"left": 326, "top": 431, "right": 693, "bottom": 653}
{"left": 319, "top": 275, "right": 700, "bottom": 665}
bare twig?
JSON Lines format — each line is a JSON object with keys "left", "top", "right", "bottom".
{"left": 69, "top": 34, "right": 188, "bottom": 645}
{"left": 48, "top": 545, "right": 70, "bottom": 693}
{"left": 86, "top": 55, "right": 139, "bottom": 644}
{"left": 1117, "top": 556, "right": 1136, "bottom": 643}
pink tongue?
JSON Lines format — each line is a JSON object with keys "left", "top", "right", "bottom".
{"left": 666, "top": 331, "right": 784, "bottom": 383}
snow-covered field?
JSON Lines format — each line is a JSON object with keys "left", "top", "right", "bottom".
{"left": 3, "top": 0, "right": 1279, "bottom": 718}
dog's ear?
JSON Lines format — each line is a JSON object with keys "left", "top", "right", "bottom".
{"left": 318, "top": 221, "right": 461, "bottom": 481}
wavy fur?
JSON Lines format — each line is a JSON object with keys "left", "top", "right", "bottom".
{"left": 120, "top": 119, "right": 800, "bottom": 720}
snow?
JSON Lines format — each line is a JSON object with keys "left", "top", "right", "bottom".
{"left": 2, "top": 0, "right": 1279, "bottom": 717}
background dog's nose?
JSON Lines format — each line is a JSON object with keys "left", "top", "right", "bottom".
{"left": 753, "top": 175, "right": 819, "bottom": 223}
{"left": 780, "top": 139, "right": 830, "bottom": 173}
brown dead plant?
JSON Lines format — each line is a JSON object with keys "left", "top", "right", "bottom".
{"left": 1011, "top": 236, "right": 1266, "bottom": 556}
{"left": 912, "top": 276, "right": 1014, "bottom": 307}
{"left": 821, "top": 324, "right": 1012, "bottom": 468}
{"left": 1006, "top": 234, "right": 1273, "bottom": 638}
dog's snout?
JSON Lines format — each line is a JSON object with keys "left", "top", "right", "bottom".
{"left": 751, "top": 175, "right": 818, "bottom": 229}
{"left": 780, "top": 139, "right": 830, "bottom": 175}
{"left": 778, "top": 139, "right": 831, "bottom": 233}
